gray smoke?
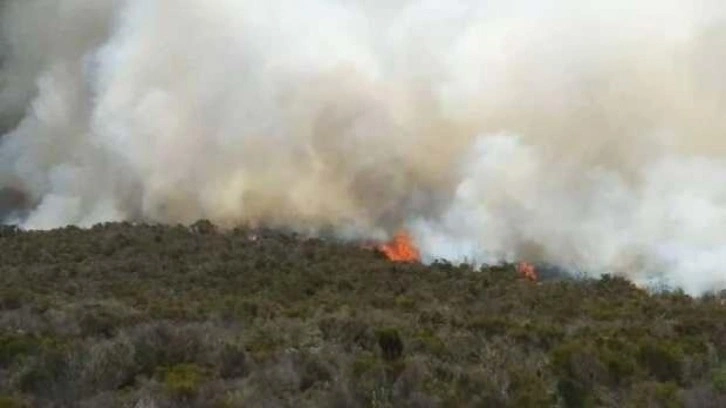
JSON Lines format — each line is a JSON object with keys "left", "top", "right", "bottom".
{"left": 2, "top": 0, "right": 726, "bottom": 293}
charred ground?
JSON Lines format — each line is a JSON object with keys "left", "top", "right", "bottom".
{"left": 0, "top": 222, "right": 726, "bottom": 407}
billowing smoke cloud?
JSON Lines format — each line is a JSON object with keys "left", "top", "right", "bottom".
{"left": 2, "top": 0, "right": 726, "bottom": 293}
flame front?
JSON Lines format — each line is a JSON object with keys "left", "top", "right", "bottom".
{"left": 517, "top": 262, "right": 538, "bottom": 281}
{"left": 378, "top": 231, "right": 421, "bottom": 263}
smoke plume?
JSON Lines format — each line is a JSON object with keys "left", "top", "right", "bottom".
{"left": 2, "top": 0, "right": 726, "bottom": 293}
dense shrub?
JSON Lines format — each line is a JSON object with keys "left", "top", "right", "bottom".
{"left": 0, "top": 222, "right": 724, "bottom": 406}
{"left": 161, "top": 364, "right": 207, "bottom": 399}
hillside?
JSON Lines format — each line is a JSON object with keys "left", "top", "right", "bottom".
{"left": 0, "top": 222, "right": 725, "bottom": 407}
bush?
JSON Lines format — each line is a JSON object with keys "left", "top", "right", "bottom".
{"left": 0, "top": 396, "right": 29, "bottom": 408}
{"left": 352, "top": 353, "right": 382, "bottom": 379}
{"left": 629, "top": 381, "right": 681, "bottom": 408}
{"left": 410, "top": 330, "right": 446, "bottom": 357}
{"left": 509, "top": 367, "right": 553, "bottom": 407}
{"left": 551, "top": 341, "right": 606, "bottom": 407}
{"left": 218, "top": 343, "right": 249, "bottom": 379}
{"left": 557, "top": 377, "right": 592, "bottom": 408}
{"left": 0, "top": 289, "right": 25, "bottom": 310}
{"left": 0, "top": 335, "right": 38, "bottom": 367}
{"left": 376, "top": 329, "right": 404, "bottom": 362}
{"left": 711, "top": 364, "right": 726, "bottom": 393}
{"left": 16, "top": 344, "right": 72, "bottom": 399}
{"left": 161, "top": 364, "right": 206, "bottom": 399}
{"left": 638, "top": 341, "right": 684, "bottom": 383}
{"left": 79, "top": 336, "right": 137, "bottom": 392}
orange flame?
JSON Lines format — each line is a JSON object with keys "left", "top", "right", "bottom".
{"left": 517, "top": 262, "right": 538, "bottom": 281}
{"left": 378, "top": 231, "right": 421, "bottom": 263}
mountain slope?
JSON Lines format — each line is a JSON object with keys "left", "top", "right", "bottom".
{"left": 0, "top": 222, "right": 725, "bottom": 407}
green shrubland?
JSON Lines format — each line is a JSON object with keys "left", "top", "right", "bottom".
{"left": 0, "top": 222, "right": 724, "bottom": 406}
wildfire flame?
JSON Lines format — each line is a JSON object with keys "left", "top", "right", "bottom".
{"left": 373, "top": 232, "right": 531, "bottom": 276}
{"left": 378, "top": 231, "right": 421, "bottom": 263}
{"left": 517, "top": 262, "right": 538, "bottom": 281}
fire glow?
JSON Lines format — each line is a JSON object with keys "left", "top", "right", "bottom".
{"left": 377, "top": 231, "right": 421, "bottom": 263}
{"left": 517, "top": 262, "right": 538, "bottom": 281}
{"left": 375, "top": 232, "right": 538, "bottom": 282}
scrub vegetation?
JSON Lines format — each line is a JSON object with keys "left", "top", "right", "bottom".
{"left": 0, "top": 222, "right": 725, "bottom": 407}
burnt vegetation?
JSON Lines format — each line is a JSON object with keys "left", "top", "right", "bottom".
{"left": 0, "top": 222, "right": 726, "bottom": 407}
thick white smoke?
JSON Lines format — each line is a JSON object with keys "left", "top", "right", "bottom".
{"left": 2, "top": 0, "right": 726, "bottom": 293}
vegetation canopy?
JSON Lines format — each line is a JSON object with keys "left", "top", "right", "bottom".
{"left": 0, "top": 222, "right": 725, "bottom": 407}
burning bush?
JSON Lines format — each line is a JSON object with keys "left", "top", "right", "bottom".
{"left": 377, "top": 231, "right": 421, "bottom": 263}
